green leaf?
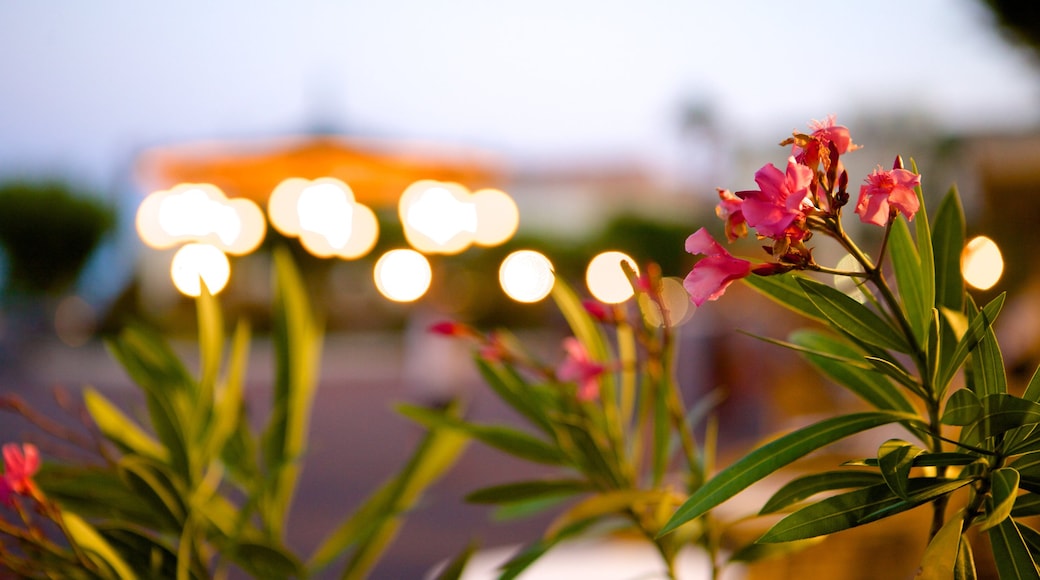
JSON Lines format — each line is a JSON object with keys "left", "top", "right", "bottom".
{"left": 231, "top": 541, "right": 304, "bottom": 580}
{"left": 790, "top": 330, "right": 914, "bottom": 412}
{"left": 497, "top": 519, "right": 598, "bottom": 580}
{"left": 203, "top": 320, "right": 250, "bottom": 466}
{"left": 987, "top": 516, "right": 1040, "bottom": 579}
{"left": 546, "top": 489, "right": 671, "bottom": 539}
{"left": 942, "top": 389, "right": 982, "bottom": 426}
{"left": 308, "top": 403, "right": 468, "bottom": 576}
{"left": 878, "top": 439, "right": 925, "bottom": 499}
{"left": 195, "top": 281, "right": 222, "bottom": 415}
{"left": 262, "top": 246, "right": 323, "bottom": 538}
{"left": 1024, "top": 364, "right": 1040, "bottom": 404}
{"left": 910, "top": 159, "right": 936, "bottom": 318}
{"left": 1011, "top": 493, "right": 1040, "bottom": 518}
{"left": 729, "top": 537, "right": 825, "bottom": 564}
{"left": 967, "top": 308, "right": 1008, "bottom": 397}
{"left": 83, "top": 387, "right": 168, "bottom": 462}
{"left": 431, "top": 541, "right": 478, "bottom": 580}
{"left": 658, "top": 411, "right": 918, "bottom": 536}
{"left": 62, "top": 511, "right": 139, "bottom": 580}
{"left": 797, "top": 278, "right": 912, "bottom": 353}
{"left": 937, "top": 293, "right": 1006, "bottom": 393}
{"left": 474, "top": 356, "right": 555, "bottom": 435}
{"left": 955, "top": 536, "right": 977, "bottom": 580}
{"left": 890, "top": 215, "right": 930, "bottom": 345}
{"left": 978, "top": 468, "right": 1020, "bottom": 531}
{"left": 742, "top": 272, "right": 826, "bottom": 323}
{"left": 931, "top": 187, "right": 966, "bottom": 311}
{"left": 759, "top": 470, "right": 883, "bottom": 514}
{"left": 916, "top": 509, "right": 968, "bottom": 580}
{"left": 117, "top": 456, "right": 187, "bottom": 533}
{"left": 759, "top": 478, "right": 971, "bottom": 542}
{"left": 963, "top": 394, "right": 1040, "bottom": 444}
{"left": 465, "top": 479, "right": 591, "bottom": 504}
{"left": 397, "top": 403, "right": 565, "bottom": 465}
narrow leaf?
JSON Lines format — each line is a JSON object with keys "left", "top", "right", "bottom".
{"left": 890, "top": 215, "right": 929, "bottom": 345}
{"left": 83, "top": 388, "right": 168, "bottom": 462}
{"left": 760, "top": 470, "right": 883, "bottom": 515}
{"left": 932, "top": 187, "right": 966, "bottom": 311}
{"left": 798, "top": 278, "right": 912, "bottom": 353}
{"left": 878, "top": 439, "right": 925, "bottom": 499}
{"left": 791, "top": 330, "right": 914, "bottom": 412}
{"left": 916, "top": 509, "right": 968, "bottom": 580}
{"left": 760, "top": 478, "right": 970, "bottom": 542}
{"left": 987, "top": 515, "right": 1040, "bottom": 580}
{"left": 942, "top": 389, "right": 982, "bottom": 426}
{"left": 937, "top": 293, "right": 1006, "bottom": 393}
{"left": 659, "top": 411, "right": 918, "bottom": 536}
{"left": 465, "top": 479, "right": 590, "bottom": 505}
{"left": 978, "top": 468, "right": 1020, "bottom": 531}
{"left": 62, "top": 512, "right": 139, "bottom": 580}
{"left": 742, "top": 272, "right": 826, "bottom": 323}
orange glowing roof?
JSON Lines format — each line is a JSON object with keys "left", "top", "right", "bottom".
{"left": 134, "top": 135, "right": 504, "bottom": 208}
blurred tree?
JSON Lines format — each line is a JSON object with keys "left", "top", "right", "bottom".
{"left": 0, "top": 180, "right": 116, "bottom": 297}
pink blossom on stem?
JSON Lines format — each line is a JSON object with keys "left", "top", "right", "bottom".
{"left": 683, "top": 228, "right": 752, "bottom": 306}
{"left": 557, "top": 337, "right": 606, "bottom": 402}
{"left": 738, "top": 157, "right": 814, "bottom": 238}
{"left": 806, "top": 115, "right": 859, "bottom": 156}
{"left": 0, "top": 443, "right": 40, "bottom": 505}
{"left": 855, "top": 166, "right": 922, "bottom": 226}
{"left": 715, "top": 189, "right": 747, "bottom": 242}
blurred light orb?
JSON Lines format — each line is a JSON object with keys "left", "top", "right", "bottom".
{"left": 472, "top": 188, "right": 519, "bottom": 246}
{"left": 298, "top": 182, "right": 354, "bottom": 249}
{"left": 268, "top": 177, "right": 379, "bottom": 260}
{"left": 137, "top": 183, "right": 265, "bottom": 255}
{"left": 833, "top": 254, "right": 867, "bottom": 303}
{"left": 170, "top": 243, "right": 231, "bottom": 297}
{"left": 54, "top": 295, "right": 96, "bottom": 347}
{"left": 639, "top": 277, "right": 693, "bottom": 327}
{"left": 500, "top": 250, "right": 555, "bottom": 303}
{"left": 586, "top": 251, "right": 638, "bottom": 304}
{"left": 400, "top": 180, "right": 477, "bottom": 254}
{"left": 374, "top": 249, "right": 432, "bottom": 302}
{"left": 962, "top": 236, "right": 1003, "bottom": 290}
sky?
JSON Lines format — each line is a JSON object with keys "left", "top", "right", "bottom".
{"left": 2, "top": 0, "right": 1039, "bottom": 194}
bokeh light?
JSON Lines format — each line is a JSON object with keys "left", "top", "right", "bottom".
{"left": 638, "top": 277, "right": 693, "bottom": 327}
{"left": 962, "top": 235, "right": 1003, "bottom": 290}
{"left": 54, "top": 295, "right": 96, "bottom": 347}
{"left": 500, "top": 250, "right": 555, "bottom": 303}
{"left": 833, "top": 254, "right": 867, "bottom": 303}
{"left": 268, "top": 177, "right": 379, "bottom": 259}
{"left": 136, "top": 183, "right": 265, "bottom": 255}
{"left": 170, "top": 243, "right": 231, "bottom": 297}
{"left": 586, "top": 251, "right": 638, "bottom": 304}
{"left": 374, "top": 249, "right": 432, "bottom": 302}
{"left": 472, "top": 188, "right": 520, "bottom": 246}
{"left": 399, "top": 180, "right": 518, "bottom": 255}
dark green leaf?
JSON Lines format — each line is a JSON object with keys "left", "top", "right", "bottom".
{"left": 967, "top": 302, "right": 1008, "bottom": 397}
{"left": 659, "top": 411, "right": 918, "bottom": 536}
{"left": 760, "top": 478, "right": 971, "bottom": 542}
{"left": 1011, "top": 493, "right": 1040, "bottom": 518}
{"left": 797, "top": 278, "right": 912, "bottom": 353}
{"left": 728, "top": 537, "right": 825, "bottom": 564}
{"left": 432, "top": 541, "right": 479, "bottom": 580}
{"left": 231, "top": 541, "right": 303, "bottom": 580}
{"left": 932, "top": 187, "right": 966, "bottom": 311}
{"left": 987, "top": 515, "right": 1040, "bottom": 579}
{"left": 1024, "top": 364, "right": 1040, "bottom": 404}
{"left": 955, "top": 536, "right": 977, "bottom": 580}
{"left": 62, "top": 512, "right": 139, "bottom": 580}
{"left": 937, "top": 293, "right": 1006, "bottom": 393}
{"left": 791, "top": 330, "right": 914, "bottom": 412}
{"left": 963, "top": 394, "right": 1040, "bottom": 444}
{"left": 879, "top": 439, "right": 925, "bottom": 499}
{"left": 942, "top": 389, "right": 982, "bottom": 426}
{"left": 759, "top": 470, "right": 883, "bottom": 514}
{"left": 465, "top": 479, "right": 590, "bottom": 505}
{"left": 397, "top": 403, "right": 565, "bottom": 465}
{"left": 742, "top": 272, "right": 826, "bottom": 323}
{"left": 978, "top": 468, "right": 1020, "bottom": 531}
{"left": 890, "top": 215, "right": 929, "bottom": 345}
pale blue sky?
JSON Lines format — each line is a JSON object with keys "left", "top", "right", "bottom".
{"left": 1, "top": 0, "right": 1037, "bottom": 189}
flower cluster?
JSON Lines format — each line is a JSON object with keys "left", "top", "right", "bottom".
{"left": 684, "top": 115, "right": 922, "bottom": 306}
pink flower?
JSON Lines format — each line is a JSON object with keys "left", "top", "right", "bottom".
{"left": 855, "top": 166, "right": 922, "bottom": 226}
{"left": 715, "top": 189, "right": 747, "bottom": 242}
{"left": 557, "top": 338, "right": 606, "bottom": 402}
{"left": 0, "top": 443, "right": 40, "bottom": 505}
{"left": 806, "top": 115, "right": 858, "bottom": 156}
{"left": 737, "top": 157, "right": 814, "bottom": 238}
{"left": 683, "top": 228, "right": 752, "bottom": 306}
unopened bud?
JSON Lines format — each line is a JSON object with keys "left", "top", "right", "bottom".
{"left": 893, "top": 155, "right": 904, "bottom": 170}
{"left": 752, "top": 263, "right": 795, "bottom": 276}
